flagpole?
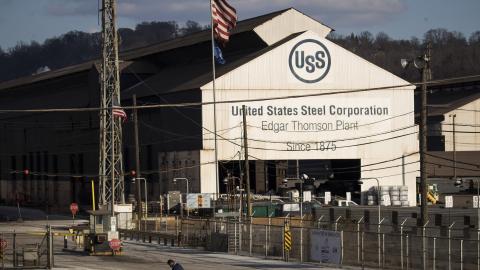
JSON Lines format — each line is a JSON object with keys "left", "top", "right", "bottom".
{"left": 210, "top": 0, "right": 220, "bottom": 200}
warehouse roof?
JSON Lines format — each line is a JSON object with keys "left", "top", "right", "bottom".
{"left": 414, "top": 75, "right": 480, "bottom": 117}
{"left": 123, "top": 32, "right": 303, "bottom": 98}
{"left": 0, "top": 8, "right": 330, "bottom": 92}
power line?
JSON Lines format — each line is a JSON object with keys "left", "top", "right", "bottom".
{"left": 240, "top": 125, "right": 416, "bottom": 144}
{"left": 426, "top": 161, "right": 480, "bottom": 172}
{"left": 0, "top": 75, "right": 478, "bottom": 114}
{"left": 426, "top": 152, "right": 480, "bottom": 168}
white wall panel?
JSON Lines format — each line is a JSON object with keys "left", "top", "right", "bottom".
{"left": 200, "top": 31, "right": 418, "bottom": 205}
{"left": 442, "top": 99, "right": 480, "bottom": 151}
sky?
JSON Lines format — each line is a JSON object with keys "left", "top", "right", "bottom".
{"left": 0, "top": 0, "right": 479, "bottom": 50}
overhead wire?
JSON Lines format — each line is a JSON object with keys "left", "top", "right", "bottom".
{"left": 1, "top": 73, "right": 479, "bottom": 182}
{"left": 0, "top": 75, "right": 478, "bottom": 114}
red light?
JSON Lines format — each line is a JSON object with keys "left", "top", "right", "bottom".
{"left": 130, "top": 170, "right": 136, "bottom": 176}
{"left": 23, "top": 169, "right": 29, "bottom": 175}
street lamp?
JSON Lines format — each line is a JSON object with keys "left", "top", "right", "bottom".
{"left": 449, "top": 114, "right": 457, "bottom": 180}
{"left": 401, "top": 44, "right": 431, "bottom": 225}
{"left": 173, "top": 178, "right": 189, "bottom": 217}
{"left": 358, "top": 178, "right": 381, "bottom": 224}
{"left": 132, "top": 177, "right": 148, "bottom": 219}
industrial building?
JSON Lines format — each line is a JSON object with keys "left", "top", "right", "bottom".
{"left": 0, "top": 8, "right": 427, "bottom": 210}
{"left": 424, "top": 76, "right": 480, "bottom": 195}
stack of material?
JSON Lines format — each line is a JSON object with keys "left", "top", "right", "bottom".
{"left": 390, "top": 186, "right": 401, "bottom": 206}
{"left": 379, "top": 186, "right": 391, "bottom": 206}
{"left": 366, "top": 186, "right": 409, "bottom": 206}
{"left": 400, "top": 186, "right": 409, "bottom": 206}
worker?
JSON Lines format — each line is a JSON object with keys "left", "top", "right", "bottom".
{"left": 167, "top": 259, "right": 184, "bottom": 270}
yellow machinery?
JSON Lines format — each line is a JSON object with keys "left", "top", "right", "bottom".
{"left": 427, "top": 184, "right": 439, "bottom": 204}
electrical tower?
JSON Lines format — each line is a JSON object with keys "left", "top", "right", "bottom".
{"left": 99, "top": 0, "right": 125, "bottom": 208}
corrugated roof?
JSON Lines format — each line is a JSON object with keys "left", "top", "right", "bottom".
{"left": 414, "top": 75, "right": 480, "bottom": 117}
{"left": 0, "top": 8, "right": 293, "bottom": 92}
{"left": 121, "top": 8, "right": 292, "bottom": 61}
{"left": 123, "top": 32, "right": 303, "bottom": 99}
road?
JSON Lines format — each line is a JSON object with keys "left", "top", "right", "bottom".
{"left": 0, "top": 210, "right": 345, "bottom": 270}
{"left": 54, "top": 240, "right": 344, "bottom": 270}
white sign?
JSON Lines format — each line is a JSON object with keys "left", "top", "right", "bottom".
{"left": 445, "top": 196, "right": 453, "bottom": 208}
{"left": 303, "top": 191, "right": 312, "bottom": 202}
{"left": 473, "top": 196, "right": 479, "bottom": 208}
{"left": 227, "top": 97, "right": 392, "bottom": 155}
{"left": 324, "top": 192, "right": 331, "bottom": 205}
{"left": 109, "top": 216, "right": 117, "bottom": 232}
{"left": 283, "top": 203, "right": 300, "bottom": 212}
{"left": 310, "top": 229, "right": 342, "bottom": 264}
{"left": 346, "top": 192, "right": 351, "bottom": 202}
{"left": 186, "top": 193, "right": 212, "bottom": 209}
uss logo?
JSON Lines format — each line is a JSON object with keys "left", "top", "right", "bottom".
{"left": 289, "top": 39, "right": 331, "bottom": 83}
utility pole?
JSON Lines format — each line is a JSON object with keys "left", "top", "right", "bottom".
{"left": 98, "top": 0, "right": 125, "bottom": 216}
{"left": 449, "top": 114, "right": 457, "bottom": 180}
{"left": 133, "top": 94, "right": 142, "bottom": 227}
{"left": 296, "top": 160, "right": 300, "bottom": 179}
{"left": 242, "top": 105, "right": 252, "bottom": 217}
{"left": 420, "top": 43, "right": 432, "bottom": 225}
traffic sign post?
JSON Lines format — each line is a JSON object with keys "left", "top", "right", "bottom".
{"left": 109, "top": 238, "right": 121, "bottom": 254}
{"left": 284, "top": 220, "right": 292, "bottom": 262}
{"left": 70, "top": 203, "right": 79, "bottom": 225}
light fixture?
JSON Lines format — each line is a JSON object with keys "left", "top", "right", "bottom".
{"left": 401, "top": 56, "right": 427, "bottom": 70}
{"left": 454, "top": 178, "right": 463, "bottom": 187}
{"left": 413, "top": 56, "right": 426, "bottom": 69}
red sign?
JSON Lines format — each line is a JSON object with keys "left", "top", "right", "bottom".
{"left": 109, "top": 239, "right": 121, "bottom": 251}
{"left": 0, "top": 239, "right": 7, "bottom": 250}
{"left": 70, "top": 203, "right": 79, "bottom": 216}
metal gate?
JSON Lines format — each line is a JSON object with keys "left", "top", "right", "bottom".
{"left": 0, "top": 225, "right": 54, "bottom": 269}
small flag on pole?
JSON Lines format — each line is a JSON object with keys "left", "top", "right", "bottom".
{"left": 211, "top": 0, "right": 237, "bottom": 43}
{"left": 112, "top": 98, "right": 127, "bottom": 121}
{"left": 214, "top": 42, "right": 226, "bottom": 64}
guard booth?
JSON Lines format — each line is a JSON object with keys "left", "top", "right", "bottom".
{"left": 84, "top": 209, "right": 120, "bottom": 255}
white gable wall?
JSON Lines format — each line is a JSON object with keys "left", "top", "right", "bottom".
{"left": 200, "top": 31, "right": 418, "bottom": 205}
{"left": 442, "top": 100, "right": 480, "bottom": 151}
{"left": 254, "top": 9, "right": 332, "bottom": 46}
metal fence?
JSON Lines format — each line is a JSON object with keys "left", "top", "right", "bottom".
{"left": 0, "top": 226, "right": 54, "bottom": 269}
{"left": 135, "top": 216, "right": 480, "bottom": 270}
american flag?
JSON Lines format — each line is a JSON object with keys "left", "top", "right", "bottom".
{"left": 112, "top": 98, "right": 127, "bottom": 121}
{"left": 211, "top": 0, "right": 237, "bottom": 43}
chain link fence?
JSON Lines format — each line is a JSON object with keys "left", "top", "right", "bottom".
{"left": 135, "top": 216, "right": 479, "bottom": 270}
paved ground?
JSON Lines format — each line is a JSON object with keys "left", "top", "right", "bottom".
{"left": 0, "top": 206, "right": 344, "bottom": 270}
{"left": 54, "top": 240, "right": 344, "bottom": 270}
